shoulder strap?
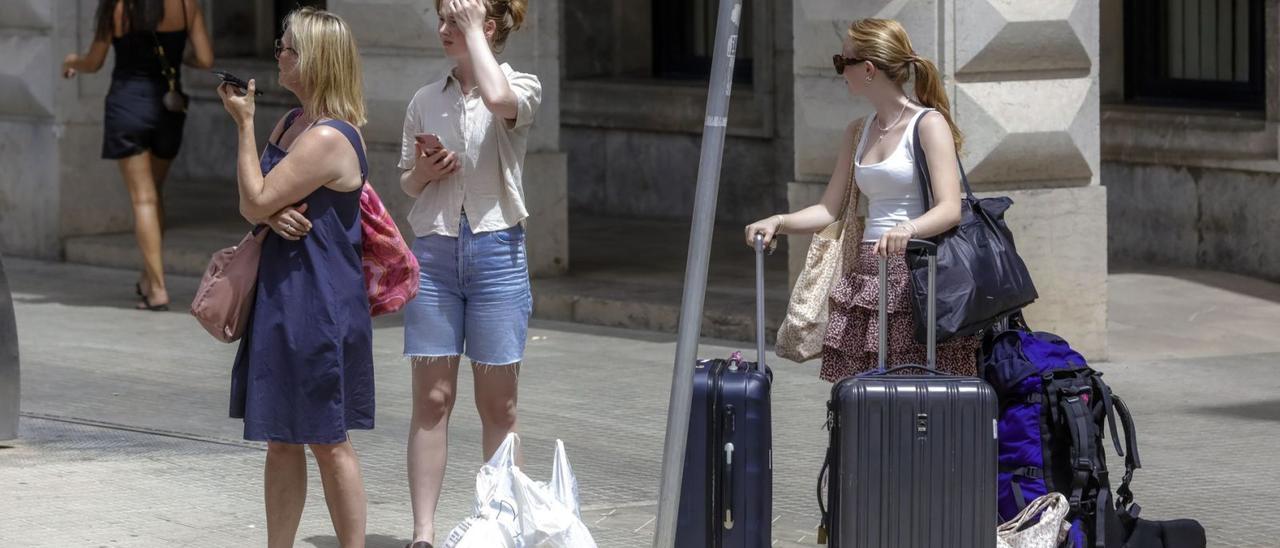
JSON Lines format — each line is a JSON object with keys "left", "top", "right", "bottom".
{"left": 1111, "top": 394, "right": 1141, "bottom": 509}
{"left": 839, "top": 118, "right": 867, "bottom": 219}
{"left": 274, "top": 108, "right": 304, "bottom": 146}
{"left": 911, "top": 109, "right": 975, "bottom": 210}
{"left": 318, "top": 119, "right": 369, "bottom": 181}
{"left": 182, "top": 0, "right": 189, "bottom": 31}
{"left": 834, "top": 118, "right": 868, "bottom": 276}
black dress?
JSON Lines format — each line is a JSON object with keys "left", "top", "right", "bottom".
{"left": 101, "top": 23, "right": 187, "bottom": 160}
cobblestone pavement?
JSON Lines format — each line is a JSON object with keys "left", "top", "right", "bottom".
{"left": 1, "top": 259, "right": 1278, "bottom": 547}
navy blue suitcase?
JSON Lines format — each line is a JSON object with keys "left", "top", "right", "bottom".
{"left": 818, "top": 241, "right": 998, "bottom": 547}
{"left": 675, "top": 236, "right": 773, "bottom": 547}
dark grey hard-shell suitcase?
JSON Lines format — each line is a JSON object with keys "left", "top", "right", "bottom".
{"left": 676, "top": 235, "right": 773, "bottom": 547}
{"left": 818, "top": 240, "right": 998, "bottom": 547}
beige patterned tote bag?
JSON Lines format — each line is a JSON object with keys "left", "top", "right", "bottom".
{"left": 775, "top": 120, "right": 866, "bottom": 362}
{"left": 996, "top": 493, "right": 1072, "bottom": 548}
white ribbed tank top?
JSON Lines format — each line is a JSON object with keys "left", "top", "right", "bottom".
{"left": 853, "top": 108, "right": 931, "bottom": 242}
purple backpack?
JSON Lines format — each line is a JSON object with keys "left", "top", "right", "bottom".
{"left": 983, "top": 321, "right": 1139, "bottom": 548}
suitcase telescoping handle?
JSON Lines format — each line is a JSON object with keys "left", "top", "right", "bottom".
{"left": 877, "top": 239, "right": 938, "bottom": 373}
{"left": 753, "top": 233, "right": 768, "bottom": 369}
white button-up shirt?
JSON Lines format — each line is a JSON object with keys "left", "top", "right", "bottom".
{"left": 398, "top": 63, "right": 542, "bottom": 237}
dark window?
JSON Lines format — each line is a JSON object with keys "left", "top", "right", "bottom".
{"left": 211, "top": 0, "right": 326, "bottom": 59}
{"left": 653, "top": 0, "right": 753, "bottom": 84}
{"left": 1125, "top": 0, "right": 1265, "bottom": 110}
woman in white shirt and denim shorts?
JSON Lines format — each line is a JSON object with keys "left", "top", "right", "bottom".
{"left": 396, "top": 0, "right": 540, "bottom": 545}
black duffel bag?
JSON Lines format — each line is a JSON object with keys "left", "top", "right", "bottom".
{"left": 905, "top": 118, "right": 1038, "bottom": 344}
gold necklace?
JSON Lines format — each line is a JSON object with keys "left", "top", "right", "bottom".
{"left": 874, "top": 100, "right": 911, "bottom": 144}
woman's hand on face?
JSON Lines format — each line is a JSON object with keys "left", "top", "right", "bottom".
{"left": 446, "top": 0, "right": 487, "bottom": 35}
{"left": 874, "top": 224, "right": 913, "bottom": 257}
{"left": 61, "top": 53, "right": 79, "bottom": 79}
{"left": 217, "top": 79, "right": 256, "bottom": 127}
{"left": 414, "top": 144, "right": 461, "bottom": 183}
{"left": 744, "top": 215, "right": 783, "bottom": 248}
{"left": 267, "top": 203, "right": 311, "bottom": 241}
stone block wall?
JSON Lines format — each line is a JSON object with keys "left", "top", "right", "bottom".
{"left": 788, "top": 0, "right": 1107, "bottom": 359}
{"left": 1104, "top": 162, "right": 1280, "bottom": 283}
{"left": 3, "top": 0, "right": 566, "bottom": 277}
{"left": 1, "top": 0, "right": 135, "bottom": 258}
{"left": 1099, "top": 1, "right": 1280, "bottom": 285}
{"left": 560, "top": 0, "right": 793, "bottom": 227}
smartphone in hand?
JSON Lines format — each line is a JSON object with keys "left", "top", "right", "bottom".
{"left": 212, "top": 69, "right": 264, "bottom": 96}
{"left": 415, "top": 133, "right": 444, "bottom": 155}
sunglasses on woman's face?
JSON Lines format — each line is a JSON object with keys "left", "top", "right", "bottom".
{"left": 832, "top": 54, "right": 867, "bottom": 75}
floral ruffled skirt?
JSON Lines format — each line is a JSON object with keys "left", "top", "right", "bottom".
{"left": 820, "top": 242, "right": 978, "bottom": 383}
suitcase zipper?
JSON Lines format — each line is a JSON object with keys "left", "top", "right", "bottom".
{"left": 707, "top": 360, "right": 726, "bottom": 548}
{"left": 819, "top": 403, "right": 839, "bottom": 544}
{"left": 722, "top": 404, "right": 737, "bottom": 531}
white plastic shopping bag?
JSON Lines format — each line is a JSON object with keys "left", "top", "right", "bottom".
{"left": 443, "top": 434, "right": 598, "bottom": 548}
{"left": 442, "top": 512, "right": 518, "bottom": 548}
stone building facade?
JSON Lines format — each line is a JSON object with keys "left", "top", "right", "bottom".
{"left": 2, "top": 0, "right": 1119, "bottom": 359}
{"left": 1100, "top": 0, "right": 1278, "bottom": 285}
{"left": 785, "top": 1, "right": 1107, "bottom": 358}
{"left": 0, "top": 0, "right": 567, "bottom": 276}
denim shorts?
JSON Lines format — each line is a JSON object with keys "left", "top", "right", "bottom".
{"left": 403, "top": 215, "right": 532, "bottom": 365}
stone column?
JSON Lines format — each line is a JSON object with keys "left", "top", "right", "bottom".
{"left": 1, "top": 1, "right": 133, "bottom": 259}
{"left": 331, "top": 0, "right": 568, "bottom": 276}
{"left": 0, "top": 254, "right": 17, "bottom": 441}
{"left": 790, "top": 0, "right": 1106, "bottom": 359}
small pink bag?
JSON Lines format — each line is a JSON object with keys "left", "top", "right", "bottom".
{"left": 359, "top": 183, "right": 420, "bottom": 316}
{"left": 190, "top": 229, "right": 267, "bottom": 342}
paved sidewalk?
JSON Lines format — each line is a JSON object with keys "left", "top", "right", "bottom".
{"left": 1, "top": 258, "right": 1278, "bottom": 547}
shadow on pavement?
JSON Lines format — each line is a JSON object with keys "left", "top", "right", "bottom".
{"left": 1110, "top": 263, "right": 1280, "bottom": 304}
{"left": 1189, "top": 399, "right": 1280, "bottom": 422}
{"left": 303, "top": 534, "right": 412, "bottom": 548}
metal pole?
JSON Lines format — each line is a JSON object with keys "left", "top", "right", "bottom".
{"left": 0, "top": 254, "right": 19, "bottom": 441}
{"left": 652, "top": 0, "right": 743, "bottom": 545}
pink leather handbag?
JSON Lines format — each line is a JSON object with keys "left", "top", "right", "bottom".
{"left": 190, "top": 229, "right": 267, "bottom": 342}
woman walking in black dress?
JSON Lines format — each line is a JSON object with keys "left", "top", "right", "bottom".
{"left": 62, "top": 0, "right": 213, "bottom": 310}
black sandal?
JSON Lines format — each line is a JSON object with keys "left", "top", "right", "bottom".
{"left": 405, "top": 542, "right": 433, "bottom": 548}
{"left": 136, "top": 295, "right": 169, "bottom": 312}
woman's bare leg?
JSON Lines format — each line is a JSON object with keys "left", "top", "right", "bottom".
{"left": 408, "top": 356, "right": 461, "bottom": 544}
{"left": 117, "top": 153, "right": 168, "bottom": 307}
{"left": 264, "top": 442, "right": 307, "bottom": 548}
{"left": 311, "top": 440, "right": 367, "bottom": 548}
{"left": 473, "top": 362, "right": 520, "bottom": 462}
{"left": 149, "top": 155, "right": 171, "bottom": 233}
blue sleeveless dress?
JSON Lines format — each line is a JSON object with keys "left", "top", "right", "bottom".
{"left": 230, "top": 111, "right": 375, "bottom": 444}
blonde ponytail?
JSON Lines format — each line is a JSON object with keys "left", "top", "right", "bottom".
{"left": 910, "top": 56, "right": 962, "bottom": 153}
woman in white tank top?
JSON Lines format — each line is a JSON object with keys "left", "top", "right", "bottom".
{"left": 745, "top": 18, "right": 979, "bottom": 381}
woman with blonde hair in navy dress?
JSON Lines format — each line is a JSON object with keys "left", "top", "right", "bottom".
{"left": 220, "top": 8, "right": 374, "bottom": 548}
